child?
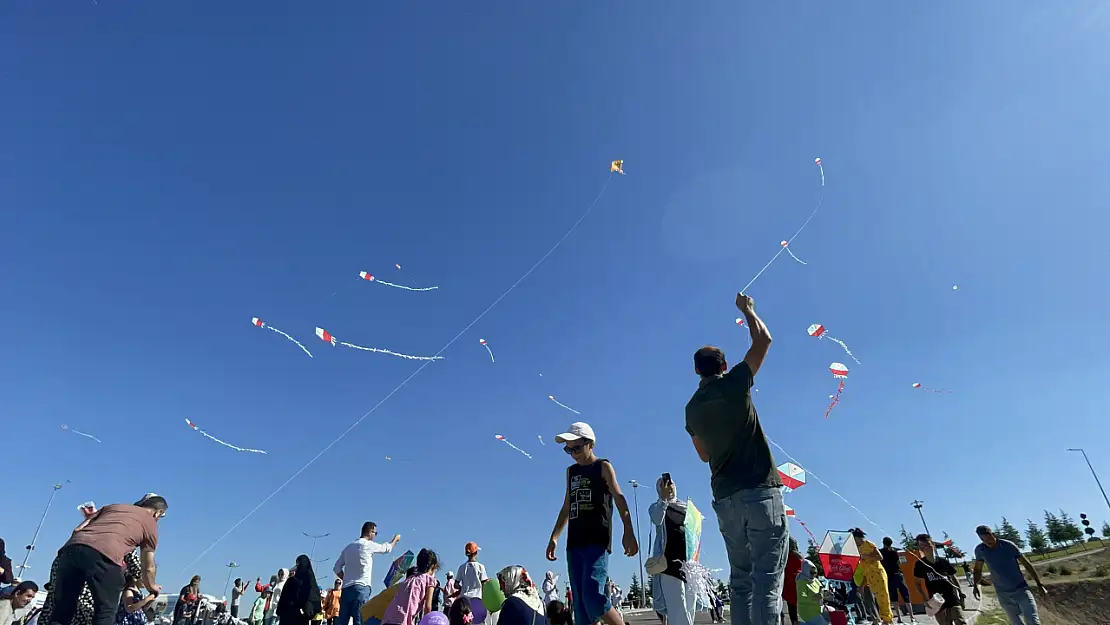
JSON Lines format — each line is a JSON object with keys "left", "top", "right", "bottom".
{"left": 456, "top": 543, "right": 488, "bottom": 600}
{"left": 251, "top": 590, "right": 272, "bottom": 625}
{"left": 447, "top": 597, "right": 473, "bottom": 625}
{"left": 546, "top": 422, "right": 638, "bottom": 625}
{"left": 545, "top": 601, "right": 572, "bottom": 625}
{"left": 383, "top": 549, "right": 440, "bottom": 625}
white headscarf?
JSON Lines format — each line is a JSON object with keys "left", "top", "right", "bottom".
{"left": 498, "top": 566, "right": 545, "bottom": 614}
{"left": 655, "top": 477, "right": 677, "bottom": 502}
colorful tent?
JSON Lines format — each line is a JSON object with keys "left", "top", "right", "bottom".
{"left": 818, "top": 530, "right": 861, "bottom": 582}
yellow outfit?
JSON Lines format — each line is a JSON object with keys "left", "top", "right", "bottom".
{"left": 857, "top": 540, "right": 893, "bottom": 624}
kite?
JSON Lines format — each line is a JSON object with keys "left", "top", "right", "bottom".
{"left": 778, "top": 462, "right": 807, "bottom": 493}
{"left": 184, "top": 418, "right": 267, "bottom": 454}
{"left": 780, "top": 240, "right": 807, "bottom": 265}
{"left": 735, "top": 317, "right": 745, "bottom": 328}
{"left": 610, "top": 160, "right": 624, "bottom": 175}
{"left": 384, "top": 456, "right": 413, "bottom": 463}
{"left": 359, "top": 271, "right": 439, "bottom": 292}
{"left": 806, "top": 324, "right": 860, "bottom": 365}
{"left": 479, "top": 338, "right": 495, "bottom": 363}
{"left": 383, "top": 550, "right": 416, "bottom": 588}
{"left": 61, "top": 424, "right": 102, "bottom": 444}
{"left": 315, "top": 327, "right": 445, "bottom": 361}
{"left": 78, "top": 502, "right": 98, "bottom": 518}
{"left": 252, "top": 317, "right": 313, "bottom": 358}
{"left": 912, "top": 382, "right": 951, "bottom": 394}
{"left": 548, "top": 395, "right": 580, "bottom": 415}
{"left": 818, "top": 530, "right": 861, "bottom": 582}
{"left": 495, "top": 434, "right": 532, "bottom": 459}
{"left": 740, "top": 157, "right": 826, "bottom": 294}
{"left": 825, "top": 362, "right": 849, "bottom": 418}
{"left": 537, "top": 435, "right": 545, "bottom": 446}
{"left": 683, "top": 499, "right": 704, "bottom": 562}
{"left": 784, "top": 504, "right": 795, "bottom": 517}
{"left": 395, "top": 264, "right": 402, "bottom": 270}
{"left": 952, "top": 285, "right": 959, "bottom": 291}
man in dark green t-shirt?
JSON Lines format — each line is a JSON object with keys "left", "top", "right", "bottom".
{"left": 685, "top": 293, "right": 787, "bottom": 625}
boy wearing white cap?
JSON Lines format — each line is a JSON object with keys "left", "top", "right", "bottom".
{"left": 545, "top": 422, "right": 638, "bottom": 625}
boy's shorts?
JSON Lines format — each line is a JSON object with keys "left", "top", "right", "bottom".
{"left": 567, "top": 545, "right": 611, "bottom": 625}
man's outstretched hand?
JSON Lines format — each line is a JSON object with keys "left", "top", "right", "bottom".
{"left": 736, "top": 293, "right": 755, "bottom": 315}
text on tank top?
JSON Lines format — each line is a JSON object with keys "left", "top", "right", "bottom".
{"left": 566, "top": 459, "right": 613, "bottom": 551}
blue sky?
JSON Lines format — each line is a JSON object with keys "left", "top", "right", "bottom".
{"left": 3, "top": 0, "right": 1110, "bottom": 599}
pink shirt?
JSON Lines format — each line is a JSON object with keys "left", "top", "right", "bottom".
{"left": 382, "top": 573, "right": 435, "bottom": 625}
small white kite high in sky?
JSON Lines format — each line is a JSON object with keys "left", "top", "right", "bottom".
{"left": 315, "top": 327, "right": 445, "bottom": 361}
{"left": 252, "top": 317, "right": 313, "bottom": 358}
{"left": 548, "top": 395, "right": 580, "bottom": 415}
{"left": 185, "top": 418, "right": 266, "bottom": 454}
{"left": 359, "top": 271, "right": 439, "bottom": 292}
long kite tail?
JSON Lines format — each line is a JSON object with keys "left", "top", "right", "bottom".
{"left": 483, "top": 344, "right": 496, "bottom": 363}
{"left": 548, "top": 396, "right": 581, "bottom": 415}
{"left": 267, "top": 326, "right": 314, "bottom": 358}
{"left": 824, "top": 380, "right": 845, "bottom": 419}
{"left": 784, "top": 247, "right": 808, "bottom": 265}
{"left": 825, "top": 336, "right": 860, "bottom": 365}
{"left": 499, "top": 438, "right": 533, "bottom": 459}
{"left": 73, "top": 430, "right": 104, "bottom": 443}
{"left": 373, "top": 279, "right": 440, "bottom": 292}
{"left": 186, "top": 419, "right": 267, "bottom": 454}
{"left": 338, "top": 342, "right": 445, "bottom": 361}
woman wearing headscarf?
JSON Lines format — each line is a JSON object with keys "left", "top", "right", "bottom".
{"left": 495, "top": 566, "right": 547, "bottom": 625}
{"left": 647, "top": 475, "right": 694, "bottom": 625}
{"left": 0, "top": 539, "right": 14, "bottom": 586}
{"left": 794, "top": 560, "right": 825, "bottom": 625}
{"left": 540, "top": 573, "right": 560, "bottom": 608}
{"left": 266, "top": 570, "right": 289, "bottom": 625}
{"left": 277, "top": 556, "right": 322, "bottom": 625}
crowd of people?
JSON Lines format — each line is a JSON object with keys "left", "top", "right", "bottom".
{"left": 0, "top": 294, "right": 1051, "bottom": 625}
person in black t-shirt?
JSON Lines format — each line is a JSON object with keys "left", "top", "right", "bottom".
{"left": 546, "top": 422, "right": 639, "bottom": 625}
{"left": 879, "top": 537, "right": 914, "bottom": 623}
{"left": 912, "top": 535, "right": 965, "bottom": 625}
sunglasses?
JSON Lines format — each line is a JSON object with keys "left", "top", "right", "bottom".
{"left": 564, "top": 444, "right": 586, "bottom": 455}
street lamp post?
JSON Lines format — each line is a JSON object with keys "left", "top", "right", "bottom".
{"left": 303, "top": 532, "right": 331, "bottom": 559}
{"left": 628, "top": 480, "right": 646, "bottom": 609}
{"left": 911, "top": 500, "right": 933, "bottom": 538}
{"left": 223, "top": 561, "right": 240, "bottom": 598}
{"left": 18, "top": 482, "right": 66, "bottom": 579}
{"left": 1068, "top": 449, "right": 1110, "bottom": 512}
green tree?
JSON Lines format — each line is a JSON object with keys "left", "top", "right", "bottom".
{"left": 941, "top": 531, "right": 966, "bottom": 559}
{"left": 997, "top": 517, "right": 1026, "bottom": 549}
{"left": 1058, "top": 510, "right": 1085, "bottom": 546}
{"left": 1044, "top": 510, "right": 1064, "bottom": 549}
{"left": 628, "top": 575, "right": 642, "bottom": 608}
{"left": 899, "top": 525, "right": 918, "bottom": 551}
{"left": 806, "top": 540, "right": 825, "bottom": 577}
{"left": 1102, "top": 521, "right": 1110, "bottom": 539}
{"left": 715, "top": 579, "right": 728, "bottom": 601}
{"left": 1026, "top": 519, "right": 1049, "bottom": 555}
{"left": 643, "top": 575, "right": 654, "bottom": 600}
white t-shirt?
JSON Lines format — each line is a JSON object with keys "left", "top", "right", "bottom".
{"left": 0, "top": 599, "right": 16, "bottom": 625}
{"left": 334, "top": 538, "right": 394, "bottom": 589}
{"left": 455, "top": 562, "right": 488, "bottom": 599}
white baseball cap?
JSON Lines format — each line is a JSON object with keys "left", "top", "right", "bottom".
{"left": 555, "top": 422, "right": 596, "bottom": 444}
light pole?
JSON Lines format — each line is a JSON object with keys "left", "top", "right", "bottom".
{"left": 911, "top": 500, "right": 932, "bottom": 538}
{"left": 18, "top": 482, "right": 66, "bottom": 578}
{"left": 628, "top": 480, "right": 646, "bottom": 609}
{"left": 303, "top": 532, "right": 331, "bottom": 559}
{"left": 1068, "top": 449, "right": 1110, "bottom": 512}
{"left": 223, "top": 561, "right": 240, "bottom": 598}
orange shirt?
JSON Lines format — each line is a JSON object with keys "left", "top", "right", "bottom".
{"left": 323, "top": 589, "right": 342, "bottom": 618}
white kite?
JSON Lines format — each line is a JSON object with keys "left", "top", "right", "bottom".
{"left": 184, "top": 418, "right": 267, "bottom": 454}
{"left": 61, "top": 424, "right": 102, "bottom": 444}
{"left": 252, "top": 317, "right": 313, "bottom": 358}
{"left": 495, "top": 434, "right": 532, "bottom": 459}
{"left": 479, "top": 338, "right": 495, "bottom": 363}
{"left": 549, "top": 395, "right": 581, "bottom": 415}
{"left": 807, "top": 324, "right": 860, "bottom": 365}
{"left": 780, "top": 240, "right": 807, "bottom": 265}
{"left": 315, "top": 327, "right": 445, "bottom": 361}
{"left": 359, "top": 271, "right": 439, "bottom": 292}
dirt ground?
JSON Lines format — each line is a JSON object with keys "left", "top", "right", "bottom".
{"left": 1039, "top": 578, "right": 1110, "bottom": 625}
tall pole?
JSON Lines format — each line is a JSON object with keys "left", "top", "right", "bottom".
{"left": 18, "top": 482, "right": 65, "bottom": 578}
{"left": 1068, "top": 449, "right": 1110, "bottom": 512}
{"left": 303, "top": 532, "right": 331, "bottom": 559}
{"left": 911, "top": 500, "right": 932, "bottom": 537}
{"left": 628, "top": 480, "right": 645, "bottom": 609}
{"left": 223, "top": 561, "right": 240, "bottom": 598}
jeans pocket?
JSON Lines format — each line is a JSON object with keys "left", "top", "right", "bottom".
{"left": 743, "top": 490, "right": 785, "bottom": 533}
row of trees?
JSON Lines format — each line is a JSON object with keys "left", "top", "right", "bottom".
{"left": 992, "top": 511, "right": 1109, "bottom": 554}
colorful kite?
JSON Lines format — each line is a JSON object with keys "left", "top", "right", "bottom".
{"left": 778, "top": 462, "right": 807, "bottom": 493}
{"left": 252, "top": 317, "right": 313, "bottom": 358}
{"left": 912, "top": 382, "right": 951, "bottom": 394}
{"left": 495, "top": 434, "right": 532, "bottom": 459}
{"left": 815, "top": 157, "right": 824, "bottom": 186}
{"left": 819, "top": 530, "right": 861, "bottom": 582}
{"left": 825, "top": 362, "right": 848, "bottom": 419}
{"left": 479, "top": 338, "right": 495, "bottom": 363}
{"left": 315, "top": 327, "right": 444, "bottom": 361}
{"left": 683, "top": 499, "right": 704, "bottom": 562}
{"left": 780, "top": 241, "right": 807, "bottom": 265}
{"left": 382, "top": 550, "right": 416, "bottom": 588}
{"left": 184, "top": 418, "right": 267, "bottom": 454}
{"left": 548, "top": 395, "right": 581, "bottom": 415}
{"left": 61, "top": 424, "right": 102, "bottom": 444}
{"left": 784, "top": 504, "right": 795, "bottom": 517}
{"left": 359, "top": 271, "right": 439, "bottom": 292}
{"left": 807, "top": 324, "right": 860, "bottom": 365}
{"left": 610, "top": 160, "right": 624, "bottom": 175}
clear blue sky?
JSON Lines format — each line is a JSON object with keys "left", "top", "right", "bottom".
{"left": 3, "top": 0, "right": 1110, "bottom": 598}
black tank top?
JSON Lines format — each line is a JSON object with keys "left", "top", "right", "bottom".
{"left": 566, "top": 459, "right": 613, "bottom": 551}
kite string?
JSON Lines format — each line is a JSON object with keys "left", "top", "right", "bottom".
{"left": 740, "top": 188, "right": 825, "bottom": 295}
{"left": 767, "top": 437, "right": 886, "bottom": 535}
{"left": 180, "top": 173, "right": 615, "bottom": 572}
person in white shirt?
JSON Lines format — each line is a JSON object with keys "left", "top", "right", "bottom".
{"left": 334, "top": 522, "right": 399, "bottom": 625}
{"left": 455, "top": 542, "right": 488, "bottom": 600}
{"left": 1, "top": 581, "right": 39, "bottom": 625}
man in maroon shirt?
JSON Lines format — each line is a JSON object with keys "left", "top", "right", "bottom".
{"left": 50, "top": 494, "right": 167, "bottom": 625}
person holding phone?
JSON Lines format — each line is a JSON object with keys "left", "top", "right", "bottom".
{"left": 648, "top": 474, "right": 694, "bottom": 625}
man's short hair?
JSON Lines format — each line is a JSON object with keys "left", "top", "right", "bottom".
{"left": 693, "top": 346, "right": 726, "bottom": 377}
{"left": 882, "top": 537, "right": 893, "bottom": 546}
{"left": 135, "top": 495, "right": 168, "bottom": 512}
{"left": 362, "top": 521, "right": 377, "bottom": 536}
{"left": 15, "top": 580, "right": 39, "bottom": 594}
{"left": 975, "top": 525, "right": 992, "bottom": 536}
{"left": 915, "top": 533, "right": 933, "bottom": 543}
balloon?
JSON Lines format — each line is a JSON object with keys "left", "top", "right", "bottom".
{"left": 469, "top": 598, "right": 488, "bottom": 624}
{"left": 419, "top": 613, "right": 448, "bottom": 625}
{"left": 482, "top": 578, "right": 506, "bottom": 612}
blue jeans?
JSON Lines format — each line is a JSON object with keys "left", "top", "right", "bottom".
{"left": 712, "top": 486, "right": 789, "bottom": 625}
{"left": 338, "top": 583, "right": 373, "bottom": 625}
{"left": 567, "top": 545, "right": 612, "bottom": 625}
{"left": 996, "top": 587, "right": 1040, "bottom": 625}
